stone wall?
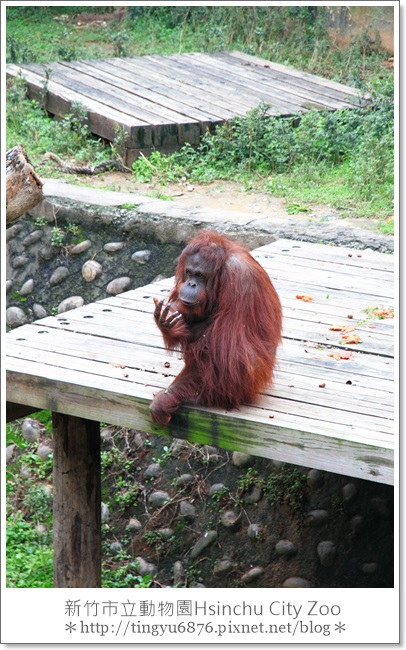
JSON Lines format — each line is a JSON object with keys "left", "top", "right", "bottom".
{"left": 6, "top": 199, "right": 184, "bottom": 329}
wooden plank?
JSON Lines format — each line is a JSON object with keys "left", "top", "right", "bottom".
{"left": 24, "top": 62, "right": 200, "bottom": 127}
{"left": 103, "top": 56, "right": 238, "bottom": 120}
{"left": 226, "top": 51, "right": 370, "bottom": 105}
{"left": 254, "top": 238, "right": 394, "bottom": 271}
{"left": 7, "top": 321, "right": 394, "bottom": 395}
{"left": 98, "top": 287, "right": 394, "bottom": 331}
{"left": 6, "top": 349, "right": 392, "bottom": 447}
{"left": 6, "top": 361, "right": 393, "bottom": 484}
{"left": 21, "top": 63, "right": 187, "bottom": 149}
{"left": 255, "top": 250, "right": 394, "bottom": 282}
{"left": 162, "top": 53, "right": 304, "bottom": 114}
{"left": 6, "top": 64, "right": 151, "bottom": 147}
{"left": 213, "top": 52, "right": 363, "bottom": 107}
{"left": 188, "top": 52, "right": 356, "bottom": 110}
{"left": 6, "top": 340, "right": 392, "bottom": 426}
{"left": 141, "top": 54, "right": 278, "bottom": 115}
{"left": 6, "top": 359, "right": 392, "bottom": 450}
{"left": 32, "top": 297, "right": 394, "bottom": 357}
{"left": 72, "top": 58, "right": 235, "bottom": 122}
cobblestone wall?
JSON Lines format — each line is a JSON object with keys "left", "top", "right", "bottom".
{"left": 6, "top": 200, "right": 184, "bottom": 329}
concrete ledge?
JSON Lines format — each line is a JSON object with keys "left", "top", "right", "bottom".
{"left": 41, "top": 179, "right": 394, "bottom": 253}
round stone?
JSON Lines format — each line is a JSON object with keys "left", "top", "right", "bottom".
{"left": 7, "top": 223, "right": 23, "bottom": 240}
{"left": 104, "top": 242, "right": 125, "bottom": 253}
{"left": 275, "top": 539, "right": 297, "bottom": 558}
{"left": 342, "top": 482, "right": 357, "bottom": 502}
{"left": 175, "top": 473, "right": 194, "bottom": 488}
{"left": 106, "top": 277, "right": 131, "bottom": 295}
{"left": 132, "top": 250, "right": 151, "bottom": 264}
{"left": 213, "top": 559, "right": 234, "bottom": 576}
{"left": 82, "top": 260, "right": 103, "bottom": 282}
{"left": 317, "top": 540, "right": 337, "bottom": 567}
{"left": 33, "top": 304, "right": 47, "bottom": 319}
{"left": 21, "top": 418, "right": 42, "bottom": 442}
{"left": 190, "top": 530, "right": 217, "bottom": 559}
{"left": 361, "top": 562, "right": 377, "bottom": 574}
{"left": 23, "top": 230, "right": 43, "bottom": 246}
{"left": 6, "top": 306, "right": 27, "bottom": 328}
{"left": 232, "top": 452, "right": 253, "bottom": 467}
{"left": 208, "top": 483, "right": 227, "bottom": 496}
{"left": 179, "top": 500, "right": 196, "bottom": 522}
{"left": 158, "top": 528, "right": 174, "bottom": 541}
{"left": 110, "top": 541, "right": 123, "bottom": 554}
{"left": 241, "top": 566, "right": 264, "bottom": 583}
{"left": 244, "top": 486, "right": 262, "bottom": 504}
{"left": 6, "top": 444, "right": 16, "bottom": 464}
{"left": 50, "top": 266, "right": 69, "bottom": 286}
{"left": 135, "top": 557, "right": 157, "bottom": 578}
{"left": 19, "top": 278, "right": 35, "bottom": 296}
{"left": 143, "top": 463, "right": 162, "bottom": 479}
{"left": 220, "top": 510, "right": 240, "bottom": 530}
{"left": 6, "top": 280, "right": 12, "bottom": 294}
{"left": 307, "top": 468, "right": 324, "bottom": 489}
{"left": 40, "top": 246, "right": 54, "bottom": 261}
{"left": 304, "top": 509, "right": 330, "bottom": 527}
{"left": 37, "top": 444, "right": 52, "bottom": 460}
{"left": 148, "top": 490, "right": 170, "bottom": 510}
{"left": 350, "top": 515, "right": 364, "bottom": 537}
{"left": 58, "top": 296, "right": 84, "bottom": 313}
{"left": 173, "top": 560, "right": 184, "bottom": 585}
{"left": 70, "top": 240, "right": 92, "bottom": 255}
{"left": 283, "top": 577, "right": 313, "bottom": 588}
{"left": 247, "top": 523, "right": 262, "bottom": 539}
{"left": 128, "top": 518, "right": 142, "bottom": 532}
{"left": 12, "top": 255, "right": 29, "bottom": 269}
{"left": 101, "top": 502, "right": 110, "bottom": 523}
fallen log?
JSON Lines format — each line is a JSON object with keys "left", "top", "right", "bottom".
{"left": 6, "top": 144, "right": 44, "bottom": 227}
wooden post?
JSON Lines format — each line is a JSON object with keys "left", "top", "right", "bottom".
{"left": 6, "top": 144, "right": 44, "bottom": 227}
{"left": 52, "top": 413, "right": 101, "bottom": 588}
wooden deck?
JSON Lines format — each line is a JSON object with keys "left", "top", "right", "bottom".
{"left": 6, "top": 51, "right": 369, "bottom": 164}
{"left": 6, "top": 239, "right": 394, "bottom": 485}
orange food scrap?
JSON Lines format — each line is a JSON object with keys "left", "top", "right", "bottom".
{"left": 372, "top": 308, "right": 394, "bottom": 319}
{"left": 340, "top": 333, "right": 362, "bottom": 345}
{"left": 329, "top": 324, "right": 355, "bottom": 332}
{"left": 296, "top": 293, "right": 313, "bottom": 302}
{"left": 328, "top": 351, "right": 354, "bottom": 361}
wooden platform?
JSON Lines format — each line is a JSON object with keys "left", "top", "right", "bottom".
{"left": 6, "top": 239, "right": 394, "bottom": 485}
{"left": 6, "top": 51, "right": 369, "bottom": 165}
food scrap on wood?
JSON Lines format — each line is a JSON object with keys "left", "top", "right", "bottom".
{"left": 296, "top": 293, "right": 313, "bottom": 302}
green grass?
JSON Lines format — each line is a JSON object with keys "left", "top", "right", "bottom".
{"left": 6, "top": 6, "right": 394, "bottom": 230}
{"left": 6, "top": 513, "right": 53, "bottom": 588}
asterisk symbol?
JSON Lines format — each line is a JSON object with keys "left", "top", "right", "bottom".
{"left": 66, "top": 622, "right": 76, "bottom": 633}
{"left": 335, "top": 622, "right": 345, "bottom": 633}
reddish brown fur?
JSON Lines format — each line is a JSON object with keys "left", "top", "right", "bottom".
{"left": 150, "top": 230, "right": 282, "bottom": 425}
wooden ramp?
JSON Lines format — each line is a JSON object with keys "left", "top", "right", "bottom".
{"left": 6, "top": 239, "right": 394, "bottom": 485}
{"left": 6, "top": 51, "right": 369, "bottom": 165}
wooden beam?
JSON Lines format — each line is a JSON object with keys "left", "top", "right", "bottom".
{"left": 52, "top": 413, "right": 101, "bottom": 588}
{"left": 6, "top": 402, "right": 40, "bottom": 422}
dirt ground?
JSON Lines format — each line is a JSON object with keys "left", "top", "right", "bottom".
{"left": 76, "top": 172, "right": 383, "bottom": 233}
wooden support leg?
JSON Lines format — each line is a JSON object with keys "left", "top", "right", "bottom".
{"left": 52, "top": 413, "right": 101, "bottom": 588}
